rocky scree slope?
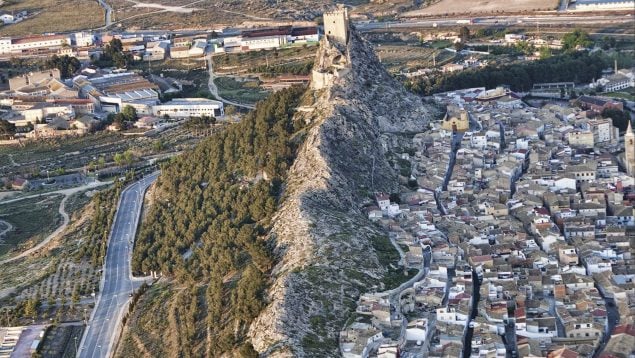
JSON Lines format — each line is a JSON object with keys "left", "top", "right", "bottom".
{"left": 248, "top": 29, "right": 438, "bottom": 356}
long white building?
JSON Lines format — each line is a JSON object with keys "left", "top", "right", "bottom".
{"left": 152, "top": 98, "right": 224, "bottom": 118}
{"left": 0, "top": 34, "right": 71, "bottom": 55}
{"left": 570, "top": 0, "right": 635, "bottom": 10}
{"left": 217, "top": 26, "right": 319, "bottom": 53}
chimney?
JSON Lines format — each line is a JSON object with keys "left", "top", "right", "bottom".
{"left": 615, "top": 59, "right": 618, "bottom": 74}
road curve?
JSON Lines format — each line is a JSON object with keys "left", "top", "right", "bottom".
{"left": 0, "top": 195, "right": 68, "bottom": 265}
{"left": 78, "top": 173, "right": 158, "bottom": 358}
{"left": 0, "top": 180, "right": 112, "bottom": 265}
{"left": 0, "top": 220, "right": 13, "bottom": 240}
{"left": 96, "top": 0, "right": 113, "bottom": 27}
{"left": 206, "top": 53, "right": 256, "bottom": 110}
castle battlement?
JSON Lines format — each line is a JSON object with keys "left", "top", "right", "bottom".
{"left": 323, "top": 7, "right": 349, "bottom": 45}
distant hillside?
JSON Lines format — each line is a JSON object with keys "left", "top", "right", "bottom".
{"left": 107, "top": 0, "right": 419, "bottom": 30}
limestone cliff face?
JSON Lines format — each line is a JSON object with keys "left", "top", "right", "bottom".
{"left": 248, "top": 30, "right": 437, "bottom": 357}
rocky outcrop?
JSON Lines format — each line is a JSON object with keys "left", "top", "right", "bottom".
{"left": 248, "top": 29, "right": 438, "bottom": 357}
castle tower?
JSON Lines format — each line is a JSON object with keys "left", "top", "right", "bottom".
{"left": 323, "top": 7, "right": 349, "bottom": 44}
{"left": 625, "top": 120, "right": 635, "bottom": 176}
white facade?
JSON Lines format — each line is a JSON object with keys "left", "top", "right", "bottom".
{"left": 552, "top": 177, "right": 576, "bottom": 191}
{"left": 571, "top": 0, "right": 635, "bottom": 10}
{"left": 589, "top": 119, "right": 613, "bottom": 143}
{"left": 405, "top": 327, "right": 427, "bottom": 342}
{"left": 152, "top": 98, "right": 224, "bottom": 118}
{"left": 11, "top": 35, "right": 71, "bottom": 52}
{"left": 74, "top": 32, "right": 94, "bottom": 47}
{"left": 20, "top": 105, "right": 74, "bottom": 122}
{"left": 242, "top": 36, "right": 286, "bottom": 51}
{"left": 0, "top": 38, "right": 12, "bottom": 54}
{"left": 471, "top": 134, "right": 487, "bottom": 148}
{"left": 0, "top": 14, "right": 14, "bottom": 24}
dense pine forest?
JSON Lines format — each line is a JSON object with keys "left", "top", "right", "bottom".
{"left": 129, "top": 86, "right": 306, "bottom": 356}
{"left": 405, "top": 52, "right": 615, "bottom": 95}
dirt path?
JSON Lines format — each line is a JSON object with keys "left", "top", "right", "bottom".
{"left": 0, "top": 195, "right": 69, "bottom": 265}
{"left": 0, "top": 219, "right": 13, "bottom": 242}
{"left": 125, "top": 0, "right": 201, "bottom": 13}
{"left": 0, "top": 180, "right": 111, "bottom": 265}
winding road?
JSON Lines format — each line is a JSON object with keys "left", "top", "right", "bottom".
{"left": 0, "top": 180, "right": 111, "bottom": 265}
{"left": 96, "top": 0, "right": 113, "bottom": 28}
{"left": 206, "top": 53, "right": 256, "bottom": 110}
{"left": 0, "top": 220, "right": 13, "bottom": 240}
{"left": 78, "top": 172, "right": 159, "bottom": 358}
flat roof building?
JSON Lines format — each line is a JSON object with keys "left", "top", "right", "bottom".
{"left": 152, "top": 98, "right": 224, "bottom": 118}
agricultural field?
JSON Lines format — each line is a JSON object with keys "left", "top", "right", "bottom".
{"left": 0, "top": 0, "right": 104, "bottom": 36}
{"left": 363, "top": 31, "right": 457, "bottom": 73}
{"left": 213, "top": 44, "right": 318, "bottom": 75}
{"left": 403, "top": 0, "right": 559, "bottom": 17}
{"left": 108, "top": 0, "right": 418, "bottom": 30}
{"left": 0, "top": 185, "right": 122, "bottom": 328}
{"left": 214, "top": 76, "right": 269, "bottom": 105}
{"left": 605, "top": 89, "right": 635, "bottom": 101}
{"left": 0, "top": 195, "right": 63, "bottom": 257}
{"left": 0, "top": 122, "right": 208, "bottom": 179}
{"left": 376, "top": 45, "right": 456, "bottom": 73}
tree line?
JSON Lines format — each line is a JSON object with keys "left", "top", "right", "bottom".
{"left": 405, "top": 51, "right": 610, "bottom": 95}
{"left": 131, "top": 86, "right": 306, "bottom": 356}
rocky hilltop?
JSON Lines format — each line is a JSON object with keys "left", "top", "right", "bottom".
{"left": 248, "top": 27, "right": 439, "bottom": 356}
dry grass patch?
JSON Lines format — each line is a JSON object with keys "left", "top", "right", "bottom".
{"left": 0, "top": 0, "right": 104, "bottom": 36}
{"left": 403, "top": 0, "right": 559, "bottom": 17}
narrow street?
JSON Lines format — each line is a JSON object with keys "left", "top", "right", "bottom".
{"left": 462, "top": 270, "right": 482, "bottom": 358}
{"left": 594, "top": 297, "right": 620, "bottom": 357}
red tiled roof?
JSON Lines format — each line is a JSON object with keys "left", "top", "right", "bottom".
{"left": 612, "top": 324, "right": 635, "bottom": 337}
{"left": 12, "top": 35, "right": 67, "bottom": 45}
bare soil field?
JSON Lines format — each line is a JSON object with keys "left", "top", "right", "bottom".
{"left": 0, "top": 0, "right": 104, "bottom": 36}
{"left": 403, "top": 0, "right": 559, "bottom": 17}
{"left": 110, "top": 0, "right": 417, "bottom": 29}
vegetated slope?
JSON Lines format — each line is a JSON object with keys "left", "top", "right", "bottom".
{"left": 406, "top": 51, "right": 611, "bottom": 95}
{"left": 125, "top": 87, "right": 307, "bottom": 357}
{"left": 248, "top": 30, "right": 438, "bottom": 356}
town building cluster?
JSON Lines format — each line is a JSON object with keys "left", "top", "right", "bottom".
{"left": 341, "top": 87, "right": 635, "bottom": 358}
{"left": 0, "top": 24, "right": 322, "bottom": 142}
{"left": 0, "top": 67, "right": 223, "bottom": 140}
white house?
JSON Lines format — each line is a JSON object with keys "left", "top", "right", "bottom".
{"left": 375, "top": 193, "right": 390, "bottom": 211}
{"left": 405, "top": 319, "right": 428, "bottom": 342}
{"left": 552, "top": 177, "right": 576, "bottom": 191}
{"left": 0, "top": 13, "right": 15, "bottom": 24}
{"left": 73, "top": 32, "right": 94, "bottom": 47}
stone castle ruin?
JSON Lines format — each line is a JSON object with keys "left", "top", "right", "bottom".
{"left": 311, "top": 7, "right": 351, "bottom": 90}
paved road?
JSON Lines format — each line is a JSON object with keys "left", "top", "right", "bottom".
{"left": 95, "top": 0, "right": 113, "bottom": 27}
{"left": 356, "top": 14, "right": 634, "bottom": 31}
{"left": 78, "top": 173, "right": 159, "bottom": 358}
{"left": 206, "top": 53, "right": 255, "bottom": 110}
